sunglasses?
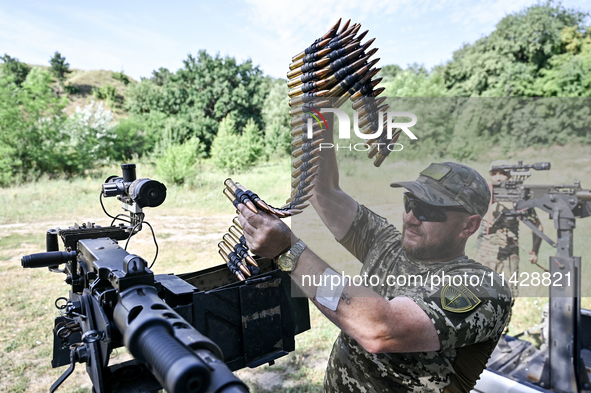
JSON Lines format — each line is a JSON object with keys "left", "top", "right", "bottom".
{"left": 403, "top": 192, "right": 469, "bottom": 222}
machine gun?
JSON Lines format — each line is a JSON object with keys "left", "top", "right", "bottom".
{"left": 21, "top": 164, "right": 310, "bottom": 393}
{"left": 491, "top": 161, "right": 591, "bottom": 248}
{"left": 475, "top": 162, "right": 591, "bottom": 393}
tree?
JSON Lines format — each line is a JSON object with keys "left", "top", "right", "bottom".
{"left": 125, "top": 50, "right": 267, "bottom": 154}
{"left": 157, "top": 137, "right": 205, "bottom": 185}
{"left": 242, "top": 118, "right": 263, "bottom": 164}
{"left": 210, "top": 114, "right": 263, "bottom": 172}
{"left": 49, "top": 51, "right": 71, "bottom": 81}
{"left": 0, "top": 68, "right": 67, "bottom": 184}
{"left": 442, "top": 1, "right": 587, "bottom": 96}
{"left": 381, "top": 64, "right": 403, "bottom": 82}
{"left": 532, "top": 26, "right": 591, "bottom": 96}
{"left": 150, "top": 67, "right": 171, "bottom": 86}
{"left": 210, "top": 114, "right": 242, "bottom": 172}
{"left": 384, "top": 66, "right": 447, "bottom": 97}
{"left": 261, "top": 79, "right": 291, "bottom": 158}
{"left": 61, "top": 100, "right": 117, "bottom": 173}
{"left": 0, "top": 54, "right": 31, "bottom": 86}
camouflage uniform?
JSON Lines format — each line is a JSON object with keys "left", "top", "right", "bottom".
{"left": 324, "top": 205, "right": 512, "bottom": 393}
{"left": 475, "top": 201, "right": 539, "bottom": 332}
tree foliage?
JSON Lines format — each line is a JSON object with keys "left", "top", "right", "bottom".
{"left": 126, "top": 50, "right": 267, "bottom": 153}
{"left": 0, "top": 68, "right": 67, "bottom": 184}
{"left": 0, "top": 54, "right": 31, "bottom": 86}
{"left": 110, "top": 117, "right": 152, "bottom": 162}
{"left": 380, "top": 64, "right": 403, "bottom": 82}
{"left": 49, "top": 51, "right": 72, "bottom": 81}
{"left": 384, "top": 64, "right": 447, "bottom": 97}
{"left": 3, "top": 2, "right": 591, "bottom": 187}
{"left": 442, "top": 1, "right": 588, "bottom": 96}
{"left": 261, "top": 78, "right": 291, "bottom": 158}
{"left": 157, "top": 137, "right": 205, "bottom": 185}
{"left": 0, "top": 67, "right": 126, "bottom": 184}
{"left": 210, "top": 114, "right": 262, "bottom": 172}
{"left": 533, "top": 26, "right": 591, "bottom": 96}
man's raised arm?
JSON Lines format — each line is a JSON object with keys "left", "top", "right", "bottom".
{"left": 310, "top": 114, "right": 358, "bottom": 241}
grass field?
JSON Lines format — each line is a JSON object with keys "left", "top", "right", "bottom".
{"left": 1, "top": 144, "right": 591, "bottom": 392}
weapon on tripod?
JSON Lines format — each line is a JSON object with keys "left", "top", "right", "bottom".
{"left": 491, "top": 161, "right": 591, "bottom": 245}
{"left": 21, "top": 164, "right": 310, "bottom": 393}
{"left": 487, "top": 161, "right": 591, "bottom": 392}
{"left": 491, "top": 161, "right": 551, "bottom": 203}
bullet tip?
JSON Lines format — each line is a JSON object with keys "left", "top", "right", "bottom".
{"left": 246, "top": 201, "right": 258, "bottom": 214}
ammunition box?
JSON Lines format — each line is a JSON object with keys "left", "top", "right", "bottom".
{"left": 163, "top": 258, "right": 311, "bottom": 370}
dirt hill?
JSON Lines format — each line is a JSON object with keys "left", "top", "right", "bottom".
{"left": 64, "top": 69, "right": 136, "bottom": 116}
{"left": 30, "top": 65, "right": 138, "bottom": 117}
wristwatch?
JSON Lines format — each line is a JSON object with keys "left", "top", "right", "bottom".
{"left": 276, "top": 240, "right": 307, "bottom": 272}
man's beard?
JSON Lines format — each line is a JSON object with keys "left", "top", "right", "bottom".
{"left": 402, "top": 223, "right": 460, "bottom": 261}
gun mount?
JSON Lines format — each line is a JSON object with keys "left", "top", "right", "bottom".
{"left": 21, "top": 164, "right": 310, "bottom": 393}
{"left": 474, "top": 162, "right": 591, "bottom": 393}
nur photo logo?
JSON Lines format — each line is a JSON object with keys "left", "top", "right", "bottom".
{"left": 302, "top": 105, "right": 418, "bottom": 153}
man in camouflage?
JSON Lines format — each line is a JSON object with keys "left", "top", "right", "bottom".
{"left": 238, "top": 125, "right": 511, "bottom": 392}
{"left": 476, "top": 160, "right": 543, "bottom": 340}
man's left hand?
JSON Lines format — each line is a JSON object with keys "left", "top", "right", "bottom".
{"left": 237, "top": 203, "right": 293, "bottom": 258}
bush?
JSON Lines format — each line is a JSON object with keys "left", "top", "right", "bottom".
{"left": 110, "top": 117, "right": 152, "bottom": 161}
{"left": 0, "top": 67, "right": 67, "bottom": 185}
{"left": 262, "top": 79, "right": 291, "bottom": 158}
{"left": 210, "top": 114, "right": 263, "bottom": 172}
{"left": 93, "top": 84, "right": 118, "bottom": 106}
{"left": 156, "top": 138, "right": 205, "bottom": 185}
{"left": 60, "top": 100, "right": 116, "bottom": 173}
{"left": 112, "top": 71, "right": 130, "bottom": 85}
{"left": 63, "top": 84, "right": 79, "bottom": 94}
{"left": 0, "top": 54, "right": 31, "bottom": 86}
{"left": 241, "top": 118, "right": 263, "bottom": 164}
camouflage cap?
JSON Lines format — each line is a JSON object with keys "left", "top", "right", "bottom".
{"left": 391, "top": 162, "right": 491, "bottom": 217}
{"left": 489, "top": 160, "right": 511, "bottom": 173}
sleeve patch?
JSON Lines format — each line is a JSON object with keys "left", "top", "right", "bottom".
{"left": 441, "top": 284, "right": 481, "bottom": 313}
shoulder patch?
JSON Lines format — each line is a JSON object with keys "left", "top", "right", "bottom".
{"left": 441, "top": 284, "right": 481, "bottom": 313}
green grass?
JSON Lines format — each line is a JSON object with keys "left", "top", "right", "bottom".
{"left": 1, "top": 144, "right": 591, "bottom": 391}
{"left": 0, "top": 159, "right": 292, "bottom": 225}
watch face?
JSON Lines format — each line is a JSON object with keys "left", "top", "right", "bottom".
{"left": 278, "top": 252, "right": 295, "bottom": 271}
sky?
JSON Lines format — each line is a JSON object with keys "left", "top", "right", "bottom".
{"left": 1, "top": 0, "right": 591, "bottom": 81}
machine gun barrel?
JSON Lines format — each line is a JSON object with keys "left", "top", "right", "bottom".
{"left": 113, "top": 285, "right": 248, "bottom": 393}
{"left": 577, "top": 190, "right": 591, "bottom": 201}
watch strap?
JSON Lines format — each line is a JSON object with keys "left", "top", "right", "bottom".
{"left": 277, "top": 239, "right": 307, "bottom": 272}
{"left": 290, "top": 239, "right": 306, "bottom": 261}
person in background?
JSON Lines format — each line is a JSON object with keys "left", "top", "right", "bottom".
{"left": 475, "top": 159, "right": 544, "bottom": 351}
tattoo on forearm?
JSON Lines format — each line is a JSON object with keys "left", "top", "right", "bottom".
{"left": 341, "top": 291, "right": 352, "bottom": 305}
